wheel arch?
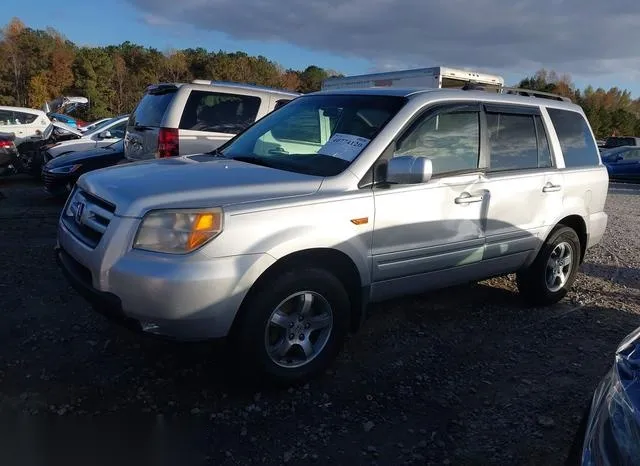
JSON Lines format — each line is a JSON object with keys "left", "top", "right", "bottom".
{"left": 555, "top": 214, "right": 588, "bottom": 264}
{"left": 230, "top": 248, "right": 368, "bottom": 337}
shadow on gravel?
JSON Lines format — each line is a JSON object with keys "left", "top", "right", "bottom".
{"left": 581, "top": 262, "right": 640, "bottom": 289}
{"left": 86, "top": 297, "right": 640, "bottom": 466}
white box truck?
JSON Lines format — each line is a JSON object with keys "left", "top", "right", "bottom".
{"left": 322, "top": 66, "right": 505, "bottom": 91}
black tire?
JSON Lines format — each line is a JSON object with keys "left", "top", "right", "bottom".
{"left": 231, "top": 267, "right": 351, "bottom": 387}
{"left": 516, "top": 225, "right": 582, "bottom": 306}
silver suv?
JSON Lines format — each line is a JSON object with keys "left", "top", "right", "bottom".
{"left": 56, "top": 87, "right": 609, "bottom": 385}
{"left": 123, "top": 80, "right": 299, "bottom": 161}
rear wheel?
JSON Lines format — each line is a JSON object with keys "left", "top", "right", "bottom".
{"left": 232, "top": 267, "right": 351, "bottom": 386}
{"left": 516, "top": 225, "right": 581, "bottom": 306}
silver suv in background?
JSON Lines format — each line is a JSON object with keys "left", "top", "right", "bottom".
{"left": 124, "top": 80, "right": 299, "bottom": 161}
{"left": 57, "top": 86, "right": 608, "bottom": 386}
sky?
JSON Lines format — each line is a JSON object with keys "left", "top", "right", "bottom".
{"left": 6, "top": 0, "right": 640, "bottom": 97}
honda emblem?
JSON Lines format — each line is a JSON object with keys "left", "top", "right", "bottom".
{"left": 74, "top": 201, "right": 85, "bottom": 224}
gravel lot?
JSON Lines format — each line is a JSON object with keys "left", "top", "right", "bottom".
{"left": 0, "top": 179, "right": 638, "bottom": 465}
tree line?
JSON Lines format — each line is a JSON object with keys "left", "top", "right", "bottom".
{"left": 0, "top": 18, "right": 341, "bottom": 121}
{"left": 517, "top": 69, "right": 640, "bottom": 139}
{"left": 2, "top": 17, "right": 639, "bottom": 139}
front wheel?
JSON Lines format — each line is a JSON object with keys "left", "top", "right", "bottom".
{"left": 232, "top": 267, "right": 351, "bottom": 386}
{"left": 516, "top": 225, "right": 582, "bottom": 307}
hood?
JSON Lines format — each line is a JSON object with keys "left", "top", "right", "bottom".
{"left": 77, "top": 155, "right": 324, "bottom": 217}
{"left": 44, "top": 144, "right": 121, "bottom": 169}
{"left": 42, "top": 96, "right": 88, "bottom": 114}
{"left": 52, "top": 121, "right": 83, "bottom": 136}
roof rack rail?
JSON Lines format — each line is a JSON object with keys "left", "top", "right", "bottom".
{"left": 461, "top": 84, "right": 572, "bottom": 103}
{"left": 500, "top": 87, "right": 572, "bottom": 103}
{"left": 191, "top": 79, "right": 299, "bottom": 95}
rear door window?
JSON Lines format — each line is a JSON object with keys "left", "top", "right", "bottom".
{"left": 129, "top": 90, "right": 176, "bottom": 128}
{"left": 547, "top": 109, "right": 600, "bottom": 168}
{"left": 486, "top": 113, "right": 539, "bottom": 171}
{"left": 15, "top": 111, "right": 38, "bottom": 124}
{"left": 179, "top": 91, "right": 261, "bottom": 134}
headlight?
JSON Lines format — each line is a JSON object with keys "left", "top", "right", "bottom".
{"left": 133, "top": 208, "right": 224, "bottom": 254}
{"left": 48, "top": 164, "right": 81, "bottom": 174}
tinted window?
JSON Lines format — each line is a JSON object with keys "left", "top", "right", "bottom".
{"left": 395, "top": 111, "right": 480, "bottom": 175}
{"left": 535, "top": 115, "right": 553, "bottom": 168}
{"left": 547, "top": 108, "right": 600, "bottom": 168}
{"left": 0, "top": 110, "right": 13, "bottom": 124}
{"left": 604, "top": 137, "right": 636, "bottom": 149}
{"left": 274, "top": 99, "right": 291, "bottom": 110}
{"left": 486, "top": 113, "right": 538, "bottom": 171}
{"left": 129, "top": 90, "right": 176, "bottom": 127}
{"left": 0, "top": 110, "right": 38, "bottom": 125}
{"left": 109, "top": 122, "right": 126, "bottom": 139}
{"left": 15, "top": 112, "right": 38, "bottom": 124}
{"left": 179, "top": 91, "right": 261, "bottom": 134}
{"left": 623, "top": 149, "right": 640, "bottom": 161}
{"left": 271, "top": 106, "right": 322, "bottom": 143}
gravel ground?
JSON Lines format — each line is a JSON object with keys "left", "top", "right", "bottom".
{"left": 0, "top": 179, "right": 638, "bottom": 465}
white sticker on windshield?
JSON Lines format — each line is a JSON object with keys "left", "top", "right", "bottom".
{"left": 319, "top": 133, "right": 371, "bottom": 162}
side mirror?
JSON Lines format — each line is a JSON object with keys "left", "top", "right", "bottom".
{"left": 386, "top": 155, "right": 433, "bottom": 184}
{"left": 98, "top": 130, "right": 112, "bottom": 139}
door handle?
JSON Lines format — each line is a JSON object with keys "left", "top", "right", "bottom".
{"left": 455, "top": 192, "right": 484, "bottom": 204}
{"left": 542, "top": 183, "right": 561, "bottom": 193}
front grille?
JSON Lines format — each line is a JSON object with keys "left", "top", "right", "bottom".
{"left": 62, "top": 188, "right": 116, "bottom": 248}
{"left": 42, "top": 171, "right": 60, "bottom": 184}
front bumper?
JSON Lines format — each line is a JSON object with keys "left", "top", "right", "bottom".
{"left": 55, "top": 246, "right": 142, "bottom": 333}
{"left": 42, "top": 169, "right": 74, "bottom": 196}
{"left": 57, "top": 219, "right": 275, "bottom": 341}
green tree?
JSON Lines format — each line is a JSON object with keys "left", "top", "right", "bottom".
{"left": 298, "top": 65, "right": 329, "bottom": 93}
{"left": 73, "top": 48, "right": 114, "bottom": 119}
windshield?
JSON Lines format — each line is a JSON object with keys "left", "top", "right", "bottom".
{"left": 129, "top": 89, "right": 176, "bottom": 128}
{"left": 84, "top": 119, "right": 109, "bottom": 131}
{"left": 218, "top": 94, "right": 407, "bottom": 176}
{"left": 84, "top": 117, "right": 120, "bottom": 137}
{"left": 105, "top": 139, "right": 124, "bottom": 150}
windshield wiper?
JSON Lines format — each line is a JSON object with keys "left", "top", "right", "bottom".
{"left": 206, "top": 148, "right": 227, "bottom": 157}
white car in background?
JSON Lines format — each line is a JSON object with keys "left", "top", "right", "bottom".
{"left": 43, "top": 115, "right": 129, "bottom": 162}
{"left": 0, "top": 106, "right": 51, "bottom": 145}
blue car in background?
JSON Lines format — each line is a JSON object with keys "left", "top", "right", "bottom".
{"left": 47, "top": 112, "right": 78, "bottom": 129}
{"left": 601, "top": 145, "right": 640, "bottom": 183}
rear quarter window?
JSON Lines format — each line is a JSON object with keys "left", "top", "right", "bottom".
{"left": 178, "top": 90, "right": 261, "bottom": 134}
{"left": 129, "top": 91, "right": 176, "bottom": 127}
{"left": 547, "top": 108, "right": 600, "bottom": 168}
